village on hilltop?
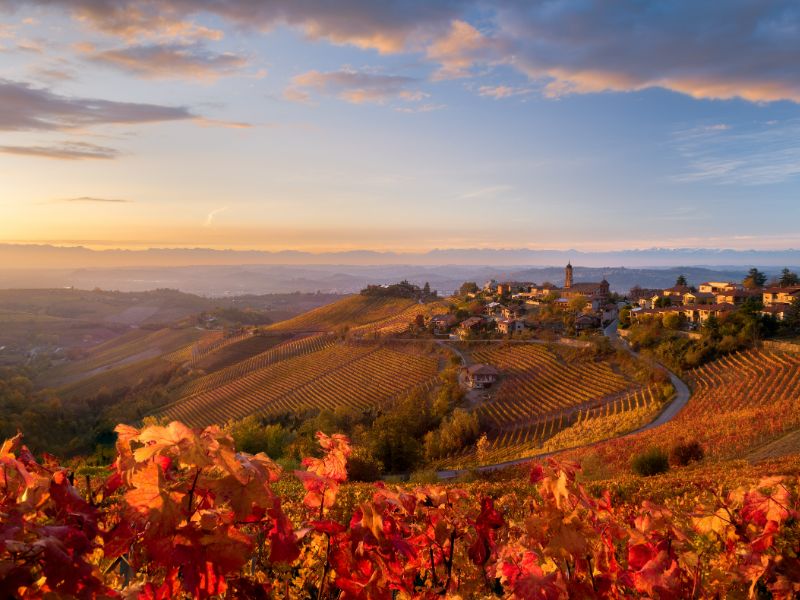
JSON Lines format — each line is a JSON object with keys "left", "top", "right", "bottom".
{"left": 409, "top": 263, "right": 800, "bottom": 344}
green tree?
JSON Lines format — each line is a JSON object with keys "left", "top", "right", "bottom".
{"left": 779, "top": 268, "right": 799, "bottom": 287}
{"left": 675, "top": 274, "right": 688, "bottom": 287}
{"left": 743, "top": 267, "right": 767, "bottom": 289}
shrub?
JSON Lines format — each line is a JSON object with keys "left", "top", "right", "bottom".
{"left": 631, "top": 447, "right": 670, "bottom": 476}
{"left": 670, "top": 441, "right": 705, "bottom": 466}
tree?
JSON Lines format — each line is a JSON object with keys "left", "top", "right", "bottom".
{"left": 423, "top": 282, "right": 431, "bottom": 295}
{"left": 779, "top": 268, "right": 799, "bottom": 287}
{"left": 743, "top": 267, "right": 767, "bottom": 289}
{"left": 785, "top": 297, "right": 800, "bottom": 334}
{"left": 459, "top": 281, "right": 479, "bottom": 296}
{"left": 675, "top": 274, "right": 688, "bottom": 287}
{"left": 567, "top": 294, "right": 588, "bottom": 313}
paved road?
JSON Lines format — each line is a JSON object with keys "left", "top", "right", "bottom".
{"left": 436, "top": 319, "right": 692, "bottom": 479}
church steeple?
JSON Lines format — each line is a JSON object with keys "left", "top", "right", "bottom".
{"left": 565, "top": 261, "right": 573, "bottom": 289}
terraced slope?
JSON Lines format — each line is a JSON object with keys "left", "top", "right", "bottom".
{"left": 45, "top": 326, "right": 211, "bottom": 392}
{"left": 551, "top": 349, "right": 800, "bottom": 476}
{"left": 179, "top": 334, "right": 335, "bottom": 397}
{"left": 265, "top": 295, "right": 419, "bottom": 332}
{"left": 350, "top": 300, "right": 452, "bottom": 336}
{"left": 156, "top": 342, "right": 439, "bottom": 428}
{"left": 472, "top": 344, "right": 637, "bottom": 429}
{"left": 440, "top": 385, "right": 663, "bottom": 468}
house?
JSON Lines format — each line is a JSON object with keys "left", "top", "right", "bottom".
{"left": 501, "top": 305, "right": 526, "bottom": 319}
{"left": 696, "top": 303, "right": 736, "bottom": 323}
{"left": 628, "top": 287, "right": 662, "bottom": 304}
{"left": 715, "top": 289, "right": 760, "bottom": 305}
{"left": 484, "top": 301, "right": 504, "bottom": 315}
{"left": 662, "top": 285, "right": 691, "bottom": 298}
{"left": 601, "top": 303, "right": 619, "bottom": 322}
{"left": 699, "top": 281, "right": 741, "bottom": 294}
{"left": 464, "top": 364, "right": 499, "bottom": 389}
{"left": 457, "top": 316, "right": 485, "bottom": 339}
{"left": 682, "top": 291, "right": 715, "bottom": 305}
{"left": 429, "top": 314, "right": 457, "bottom": 334}
{"left": 575, "top": 313, "right": 601, "bottom": 331}
{"left": 762, "top": 286, "right": 800, "bottom": 307}
{"left": 497, "top": 318, "right": 526, "bottom": 335}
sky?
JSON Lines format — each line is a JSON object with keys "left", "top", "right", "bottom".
{"left": 1, "top": 0, "right": 800, "bottom": 254}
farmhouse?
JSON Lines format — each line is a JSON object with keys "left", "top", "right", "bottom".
{"left": 429, "top": 314, "right": 457, "bottom": 334}
{"left": 497, "top": 318, "right": 526, "bottom": 335}
{"left": 464, "top": 364, "right": 499, "bottom": 389}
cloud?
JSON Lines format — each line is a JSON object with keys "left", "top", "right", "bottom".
{"left": 3, "top": 0, "right": 459, "bottom": 52}
{"left": 0, "top": 141, "right": 119, "bottom": 159}
{"left": 285, "top": 69, "right": 423, "bottom": 105}
{"left": 5, "top": 1, "right": 800, "bottom": 105}
{"left": 59, "top": 196, "right": 131, "bottom": 202}
{"left": 0, "top": 78, "right": 193, "bottom": 131}
{"left": 395, "top": 103, "right": 446, "bottom": 113}
{"left": 426, "top": 20, "right": 497, "bottom": 80}
{"left": 493, "top": 1, "right": 800, "bottom": 103}
{"left": 671, "top": 120, "right": 800, "bottom": 185}
{"left": 477, "top": 85, "right": 532, "bottom": 99}
{"left": 204, "top": 206, "right": 228, "bottom": 227}
{"left": 82, "top": 42, "right": 248, "bottom": 81}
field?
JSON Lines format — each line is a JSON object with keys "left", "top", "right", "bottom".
{"left": 471, "top": 344, "right": 638, "bottom": 429}
{"left": 156, "top": 341, "right": 440, "bottom": 427}
{"left": 44, "top": 326, "right": 212, "bottom": 397}
{"left": 265, "top": 295, "right": 422, "bottom": 332}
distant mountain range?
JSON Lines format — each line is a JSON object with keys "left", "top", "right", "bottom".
{"left": 2, "top": 243, "right": 800, "bottom": 268}
{"left": 1, "top": 244, "right": 798, "bottom": 296}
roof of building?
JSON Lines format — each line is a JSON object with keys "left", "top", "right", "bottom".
{"left": 663, "top": 285, "right": 691, "bottom": 294}
{"left": 764, "top": 286, "right": 800, "bottom": 294}
{"left": 466, "top": 364, "right": 499, "bottom": 376}
{"left": 567, "top": 282, "right": 608, "bottom": 293}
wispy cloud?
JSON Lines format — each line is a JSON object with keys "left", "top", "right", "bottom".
{"left": 204, "top": 206, "right": 229, "bottom": 227}
{"left": 285, "top": 68, "right": 424, "bottom": 105}
{"left": 477, "top": 85, "right": 532, "bottom": 99}
{"left": 0, "top": 79, "right": 193, "bottom": 131}
{"left": 0, "top": 141, "right": 119, "bottom": 160}
{"left": 81, "top": 42, "right": 248, "bottom": 81}
{"left": 58, "top": 196, "right": 131, "bottom": 203}
{"left": 671, "top": 120, "right": 800, "bottom": 185}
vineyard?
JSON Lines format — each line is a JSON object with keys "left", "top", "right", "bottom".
{"left": 560, "top": 348, "right": 800, "bottom": 475}
{"left": 349, "top": 300, "right": 451, "bottom": 337}
{"left": 441, "top": 385, "right": 665, "bottom": 468}
{"left": 265, "top": 295, "right": 421, "bottom": 332}
{"left": 471, "top": 344, "right": 638, "bottom": 429}
{"left": 156, "top": 341, "right": 440, "bottom": 428}
{"left": 178, "top": 333, "right": 335, "bottom": 397}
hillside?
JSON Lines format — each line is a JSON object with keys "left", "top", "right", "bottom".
{"left": 265, "top": 294, "right": 423, "bottom": 332}
{"left": 156, "top": 341, "right": 441, "bottom": 428}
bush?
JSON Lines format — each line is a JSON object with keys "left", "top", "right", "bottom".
{"left": 670, "top": 441, "right": 705, "bottom": 466}
{"left": 631, "top": 447, "right": 670, "bottom": 476}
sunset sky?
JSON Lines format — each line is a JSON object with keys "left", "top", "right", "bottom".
{"left": 1, "top": 1, "right": 800, "bottom": 253}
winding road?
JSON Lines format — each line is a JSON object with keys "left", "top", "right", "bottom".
{"left": 435, "top": 320, "right": 691, "bottom": 479}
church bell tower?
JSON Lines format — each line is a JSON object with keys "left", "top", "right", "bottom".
{"left": 565, "top": 261, "right": 573, "bottom": 289}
